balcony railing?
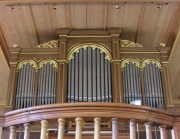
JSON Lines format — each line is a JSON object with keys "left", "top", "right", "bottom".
{"left": 1, "top": 103, "right": 179, "bottom": 139}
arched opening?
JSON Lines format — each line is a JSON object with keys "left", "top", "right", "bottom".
{"left": 67, "top": 43, "right": 112, "bottom": 102}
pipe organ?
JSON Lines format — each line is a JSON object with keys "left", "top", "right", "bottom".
{"left": 121, "top": 59, "right": 165, "bottom": 109}
{"left": 15, "top": 60, "right": 58, "bottom": 109}
{"left": 67, "top": 46, "right": 112, "bottom": 102}
{"left": 121, "top": 59, "right": 142, "bottom": 104}
{"left": 4, "top": 29, "right": 179, "bottom": 139}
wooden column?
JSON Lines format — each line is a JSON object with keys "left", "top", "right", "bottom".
{"left": 40, "top": 120, "right": 48, "bottom": 139}
{"left": 161, "top": 62, "right": 172, "bottom": 108}
{"left": 24, "top": 123, "right": 30, "bottom": 139}
{"left": 129, "top": 120, "right": 136, "bottom": 139}
{"left": 159, "top": 125, "right": 167, "bottom": 139}
{"left": 94, "top": 118, "right": 101, "bottom": 139}
{"left": 110, "top": 32, "right": 122, "bottom": 102}
{"left": 159, "top": 48, "right": 172, "bottom": 108}
{"left": 9, "top": 126, "right": 17, "bottom": 139}
{"left": 171, "top": 126, "right": 180, "bottom": 139}
{"left": 145, "top": 122, "right": 152, "bottom": 139}
{"left": 56, "top": 31, "right": 69, "bottom": 103}
{"left": 111, "top": 118, "right": 119, "bottom": 139}
{"left": 75, "top": 117, "right": 84, "bottom": 139}
{"left": 58, "top": 118, "right": 66, "bottom": 139}
{"left": 6, "top": 48, "right": 21, "bottom": 110}
{"left": 0, "top": 127, "right": 2, "bottom": 139}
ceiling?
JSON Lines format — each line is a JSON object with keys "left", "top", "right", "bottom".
{"left": 0, "top": 0, "right": 180, "bottom": 104}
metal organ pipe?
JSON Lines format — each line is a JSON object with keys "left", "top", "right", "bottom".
{"left": 143, "top": 62, "right": 164, "bottom": 109}
{"left": 15, "top": 64, "right": 36, "bottom": 109}
{"left": 122, "top": 62, "right": 141, "bottom": 104}
{"left": 37, "top": 63, "right": 57, "bottom": 105}
{"left": 67, "top": 46, "right": 112, "bottom": 103}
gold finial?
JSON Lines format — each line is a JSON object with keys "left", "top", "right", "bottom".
{"left": 121, "top": 40, "right": 143, "bottom": 47}
{"left": 160, "top": 43, "right": 166, "bottom": 47}
{"left": 13, "top": 44, "right": 20, "bottom": 48}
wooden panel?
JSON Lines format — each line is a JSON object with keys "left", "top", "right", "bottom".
{"left": 70, "top": 4, "right": 86, "bottom": 29}
{"left": 169, "top": 27, "right": 180, "bottom": 99}
{"left": 107, "top": 4, "right": 124, "bottom": 28}
{"left": 152, "top": 3, "right": 180, "bottom": 47}
{"left": 31, "top": 5, "right": 54, "bottom": 43}
{"left": 137, "top": 4, "right": 161, "bottom": 47}
{"left": 11, "top": 5, "right": 38, "bottom": 48}
{"left": 0, "top": 5, "right": 22, "bottom": 47}
{"left": 121, "top": 4, "right": 142, "bottom": 41}
{"left": 87, "top": 4, "right": 105, "bottom": 29}
{"left": 49, "top": 4, "right": 69, "bottom": 33}
{"left": 0, "top": 47, "right": 9, "bottom": 105}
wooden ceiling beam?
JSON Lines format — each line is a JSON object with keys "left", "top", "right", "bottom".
{"left": 1, "top": 0, "right": 180, "bottom": 5}
{"left": 0, "top": 27, "right": 10, "bottom": 66}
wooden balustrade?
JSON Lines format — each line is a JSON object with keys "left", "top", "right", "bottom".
{"left": 0, "top": 103, "right": 179, "bottom": 139}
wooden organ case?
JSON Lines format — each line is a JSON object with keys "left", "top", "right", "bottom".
{"left": 5, "top": 29, "right": 173, "bottom": 139}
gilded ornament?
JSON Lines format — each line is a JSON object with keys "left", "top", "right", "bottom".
{"left": 37, "top": 40, "right": 58, "bottom": 48}
{"left": 13, "top": 44, "right": 20, "bottom": 48}
{"left": 121, "top": 58, "right": 162, "bottom": 70}
{"left": 17, "top": 60, "right": 38, "bottom": 71}
{"left": 121, "top": 59, "right": 141, "bottom": 69}
{"left": 39, "top": 59, "right": 58, "bottom": 69}
{"left": 67, "top": 43, "right": 112, "bottom": 62}
{"left": 160, "top": 43, "right": 166, "bottom": 47}
{"left": 142, "top": 59, "right": 162, "bottom": 69}
{"left": 121, "top": 40, "right": 143, "bottom": 47}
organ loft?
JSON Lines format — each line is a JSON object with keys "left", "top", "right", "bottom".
{"left": 0, "top": 1, "right": 180, "bottom": 139}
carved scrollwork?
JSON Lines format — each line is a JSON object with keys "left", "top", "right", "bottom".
{"left": 37, "top": 40, "right": 58, "bottom": 48}
{"left": 121, "top": 40, "right": 143, "bottom": 47}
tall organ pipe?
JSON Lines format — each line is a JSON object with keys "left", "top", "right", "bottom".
{"left": 143, "top": 62, "right": 164, "bottom": 109}
{"left": 67, "top": 46, "right": 112, "bottom": 103}
{"left": 122, "top": 62, "right": 141, "bottom": 104}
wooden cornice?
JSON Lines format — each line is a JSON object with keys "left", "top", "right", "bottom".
{"left": 0, "top": 103, "right": 179, "bottom": 127}
{"left": 1, "top": 0, "right": 180, "bottom": 5}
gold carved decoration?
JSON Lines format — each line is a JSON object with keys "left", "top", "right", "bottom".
{"left": 142, "top": 59, "right": 162, "bottom": 69}
{"left": 17, "top": 60, "right": 38, "bottom": 71}
{"left": 121, "top": 40, "right": 143, "bottom": 47}
{"left": 67, "top": 43, "right": 112, "bottom": 62}
{"left": 121, "top": 59, "right": 162, "bottom": 70}
{"left": 37, "top": 40, "right": 58, "bottom": 48}
{"left": 13, "top": 44, "right": 20, "bottom": 48}
{"left": 121, "top": 59, "right": 141, "bottom": 69}
{"left": 17, "top": 59, "right": 59, "bottom": 71}
{"left": 39, "top": 59, "right": 58, "bottom": 69}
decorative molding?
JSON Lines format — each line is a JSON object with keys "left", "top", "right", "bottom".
{"left": 142, "top": 59, "right": 162, "bottom": 70}
{"left": 121, "top": 58, "right": 162, "bottom": 70}
{"left": 37, "top": 40, "right": 58, "bottom": 48}
{"left": 17, "top": 60, "right": 38, "bottom": 71}
{"left": 121, "top": 40, "right": 143, "bottom": 47}
{"left": 39, "top": 59, "right": 58, "bottom": 69}
{"left": 121, "top": 59, "right": 141, "bottom": 68}
{"left": 67, "top": 43, "right": 112, "bottom": 62}
{"left": 17, "top": 59, "right": 59, "bottom": 71}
